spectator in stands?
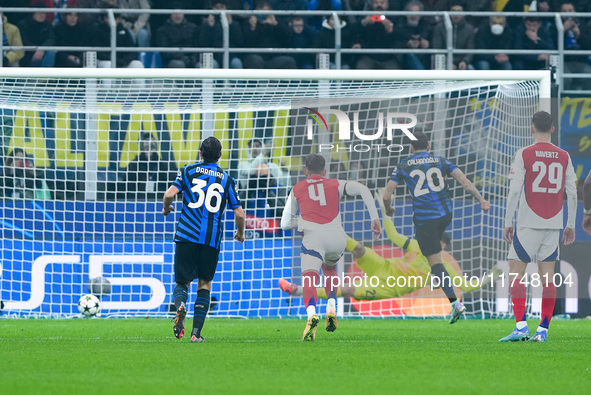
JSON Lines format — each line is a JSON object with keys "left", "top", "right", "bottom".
{"left": 495, "top": 0, "right": 534, "bottom": 29}
{"left": 92, "top": 11, "right": 144, "bottom": 68}
{"left": 397, "top": 0, "right": 432, "bottom": 70}
{"left": 307, "top": 0, "right": 342, "bottom": 31}
{"left": 118, "top": 0, "right": 152, "bottom": 48}
{"left": 3, "top": 0, "right": 29, "bottom": 26}
{"left": 512, "top": 16, "right": 554, "bottom": 70}
{"left": 123, "top": 133, "right": 175, "bottom": 201}
{"left": 559, "top": 2, "right": 591, "bottom": 91}
{"left": 432, "top": 1, "right": 475, "bottom": 70}
{"left": 77, "top": 0, "right": 105, "bottom": 26}
{"left": 288, "top": 16, "right": 317, "bottom": 68}
{"left": 199, "top": 1, "right": 244, "bottom": 68}
{"left": 474, "top": 16, "right": 513, "bottom": 70}
{"left": 238, "top": 138, "right": 286, "bottom": 217}
{"left": 269, "top": 0, "right": 308, "bottom": 24}
{"left": 1, "top": 14, "right": 25, "bottom": 67}
{"left": 262, "top": 138, "right": 291, "bottom": 189}
{"left": 462, "top": 0, "right": 492, "bottom": 29}
{"left": 155, "top": 10, "right": 200, "bottom": 68}
{"left": 2, "top": 148, "right": 49, "bottom": 200}
{"left": 532, "top": 0, "right": 558, "bottom": 48}
{"left": 32, "top": 0, "right": 79, "bottom": 26}
{"left": 151, "top": 0, "right": 207, "bottom": 31}
{"left": 241, "top": 1, "right": 296, "bottom": 69}
{"left": 420, "top": 0, "right": 449, "bottom": 26}
{"left": 223, "top": 0, "right": 249, "bottom": 25}
{"left": 18, "top": 3, "right": 56, "bottom": 67}
{"left": 270, "top": 0, "right": 307, "bottom": 10}
{"left": 315, "top": 15, "right": 357, "bottom": 68}
{"left": 353, "top": 0, "right": 402, "bottom": 70}
{"left": 571, "top": 0, "right": 591, "bottom": 12}
{"left": 54, "top": 12, "right": 91, "bottom": 67}
{"left": 342, "top": 0, "right": 371, "bottom": 24}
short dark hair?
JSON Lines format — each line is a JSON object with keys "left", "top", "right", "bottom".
{"left": 141, "top": 132, "right": 154, "bottom": 141}
{"left": 410, "top": 131, "right": 429, "bottom": 150}
{"left": 532, "top": 111, "right": 553, "bottom": 133}
{"left": 12, "top": 148, "right": 25, "bottom": 156}
{"left": 305, "top": 154, "right": 325, "bottom": 174}
{"left": 200, "top": 136, "right": 222, "bottom": 163}
{"left": 450, "top": 0, "right": 465, "bottom": 9}
{"left": 248, "top": 138, "right": 262, "bottom": 148}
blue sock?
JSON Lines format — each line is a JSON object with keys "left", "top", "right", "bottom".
{"left": 192, "top": 289, "right": 210, "bottom": 338}
{"left": 173, "top": 284, "right": 188, "bottom": 309}
{"left": 539, "top": 316, "right": 550, "bottom": 330}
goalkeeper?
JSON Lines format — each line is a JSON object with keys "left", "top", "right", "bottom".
{"left": 280, "top": 193, "right": 500, "bottom": 300}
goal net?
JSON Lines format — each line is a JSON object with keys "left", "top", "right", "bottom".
{"left": 0, "top": 69, "right": 550, "bottom": 318}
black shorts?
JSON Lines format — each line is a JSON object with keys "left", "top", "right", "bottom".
{"left": 174, "top": 242, "right": 220, "bottom": 284}
{"left": 414, "top": 214, "right": 452, "bottom": 257}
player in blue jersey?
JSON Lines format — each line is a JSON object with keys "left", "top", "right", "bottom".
{"left": 381, "top": 131, "right": 491, "bottom": 323}
{"left": 162, "top": 136, "right": 245, "bottom": 343}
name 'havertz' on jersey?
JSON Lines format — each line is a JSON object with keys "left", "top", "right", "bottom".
{"left": 162, "top": 136, "right": 245, "bottom": 343}
{"left": 382, "top": 131, "right": 491, "bottom": 324}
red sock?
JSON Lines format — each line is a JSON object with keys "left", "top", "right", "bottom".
{"left": 322, "top": 263, "right": 338, "bottom": 300}
{"left": 540, "top": 283, "right": 556, "bottom": 329}
{"left": 510, "top": 280, "right": 526, "bottom": 323}
{"left": 302, "top": 271, "right": 319, "bottom": 308}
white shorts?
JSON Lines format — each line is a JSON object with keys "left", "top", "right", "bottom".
{"left": 508, "top": 227, "right": 560, "bottom": 263}
{"left": 300, "top": 228, "right": 346, "bottom": 273}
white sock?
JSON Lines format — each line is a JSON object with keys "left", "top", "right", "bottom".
{"left": 306, "top": 305, "right": 316, "bottom": 318}
{"left": 536, "top": 326, "right": 548, "bottom": 333}
{"left": 516, "top": 321, "right": 528, "bottom": 330}
{"left": 327, "top": 298, "right": 336, "bottom": 311}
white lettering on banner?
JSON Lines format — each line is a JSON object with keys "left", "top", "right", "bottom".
{"left": 3, "top": 255, "right": 166, "bottom": 311}
{"left": 246, "top": 217, "right": 270, "bottom": 229}
{"left": 89, "top": 255, "right": 166, "bottom": 310}
{"left": 4, "top": 255, "right": 81, "bottom": 310}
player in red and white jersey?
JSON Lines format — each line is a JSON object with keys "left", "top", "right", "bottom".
{"left": 501, "top": 111, "right": 577, "bottom": 343}
{"left": 281, "top": 154, "right": 381, "bottom": 341}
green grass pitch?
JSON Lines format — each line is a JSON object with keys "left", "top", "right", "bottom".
{"left": 1, "top": 318, "right": 590, "bottom": 394}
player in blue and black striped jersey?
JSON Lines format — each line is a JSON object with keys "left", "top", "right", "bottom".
{"left": 381, "top": 131, "right": 490, "bottom": 324}
{"left": 162, "top": 136, "right": 245, "bottom": 343}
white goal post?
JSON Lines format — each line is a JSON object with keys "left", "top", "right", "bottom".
{"left": 0, "top": 68, "right": 550, "bottom": 318}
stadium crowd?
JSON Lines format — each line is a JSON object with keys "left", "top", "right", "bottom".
{"left": 1, "top": 0, "right": 591, "bottom": 74}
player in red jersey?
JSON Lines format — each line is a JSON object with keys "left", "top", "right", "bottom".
{"left": 500, "top": 111, "right": 577, "bottom": 342}
{"left": 281, "top": 154, "right": 381, "bottom": 341}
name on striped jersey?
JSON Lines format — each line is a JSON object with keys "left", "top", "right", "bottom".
{"left": 195, "top": 167, "right": 225, "bottom": 179}
{"left": 534, "top": 151, "right": 559, "bottom": 158}
{"left": 407, "top": 157, "right": 440, "bottom": 165}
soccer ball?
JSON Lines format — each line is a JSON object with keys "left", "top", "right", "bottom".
{"left": 78, "top": 294, "right": 101, "bottom": 317}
